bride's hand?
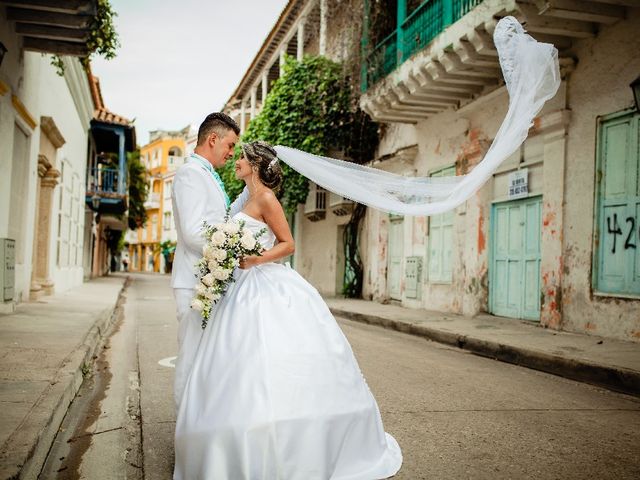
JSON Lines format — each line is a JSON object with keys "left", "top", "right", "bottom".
{"left": 239, "top": 256, "right": 262, "bottom": 270}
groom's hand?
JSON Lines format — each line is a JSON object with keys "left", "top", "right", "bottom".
{"left": 239, "top": 256, "right": 261, "bottom": 270}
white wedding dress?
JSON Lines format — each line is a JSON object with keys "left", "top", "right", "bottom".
{"left": 174, "top": 212, "right": 402, "bottom": 480}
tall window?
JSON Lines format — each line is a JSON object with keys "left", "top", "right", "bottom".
{"left": 164, "top": 179, "right": 173, "bottom": 199}
{"left": 594, "top": 111, "right": 640, "bottom": 296}
{"left": 164, "top": 211, "right": 172, "bottom": 230}
{"left": 152, "top": 214, "right": 158, "bottom": 241}
{"left": 57, "top": 161, "right": 71, "bottom": 267}
{"left": 427, "top": 165, "right": 455, "bottom": 283}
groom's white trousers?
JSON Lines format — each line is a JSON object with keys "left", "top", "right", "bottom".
{"left": 173, "top": 288, "right": 204, "bottom": 412}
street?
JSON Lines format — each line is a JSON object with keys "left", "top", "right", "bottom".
{"left": 40, "top": 273, "right": 640, "bottom": 479}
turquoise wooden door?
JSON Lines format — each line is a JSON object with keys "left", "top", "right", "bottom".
{"left": 388, "top": 216, "right": 404, "bottom": 300}
{"left": 490, "top": 196, "right": 542, "bottom": 321}
{"left": 595, "top": 111, "right": 640, "bottom": 296}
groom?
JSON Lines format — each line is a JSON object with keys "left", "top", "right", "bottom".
{"left": 171, "top": 112, "right": 249, "bottom": 411}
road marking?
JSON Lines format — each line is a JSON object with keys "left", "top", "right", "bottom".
{"left": 158, "top": 356, "right": 176, "bottom": 368}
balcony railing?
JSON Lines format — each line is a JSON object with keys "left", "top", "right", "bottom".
{"left": 144, "top": 192, "right": 161, "bottom": 209}
{"left": 363, "top": 0, "right": 484, "bottom": 91}
{"left": 87, "top": 167, "right": 124, "bottom": 196}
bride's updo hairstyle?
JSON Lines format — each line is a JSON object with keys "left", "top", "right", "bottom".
{"left": 241, "top": 141, "right": 283, "bottom": 191}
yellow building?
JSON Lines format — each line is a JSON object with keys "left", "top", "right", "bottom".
{"left": 127, "top": 126, "right": 190, "bottom": 272}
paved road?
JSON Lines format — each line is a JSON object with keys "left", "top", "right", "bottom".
{"left": 41, "top": 273, "right": 640, "bottom": 479}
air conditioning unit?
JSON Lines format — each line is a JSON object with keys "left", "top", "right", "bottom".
{"left": 329, "top": 192, "right": 354, "bottom": 216}
{"left": 304, "top": 183, "right": 327, "bottom": 222}
{"left": 405, "top": 256, "right": 422, "bottom": 299}
{"left": 1, "top": 238, "right": 15, "bottom": 302}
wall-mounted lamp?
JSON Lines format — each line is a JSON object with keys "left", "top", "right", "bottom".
{"left": 91, "top": 193, "right": 101, "bottom": 210}
{"left": 631, "top": 76, "right": 640, "bottom": 112}
{"left": 0, "top": 42, "right": 7, "bottom": 68}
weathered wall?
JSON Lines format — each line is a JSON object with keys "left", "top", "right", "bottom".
{"left": 561, "top": 10, "right": 640, "bottom": 341}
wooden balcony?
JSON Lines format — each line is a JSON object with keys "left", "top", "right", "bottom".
{"left": 1, "top": 0, "right": 98, "bottom": 56}
{"left": 360, "top": 0, "right": 638, "bottom": 124}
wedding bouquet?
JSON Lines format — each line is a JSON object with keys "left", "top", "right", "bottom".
{"left": 191, "top": 210, "right": 266, "bottom": 328}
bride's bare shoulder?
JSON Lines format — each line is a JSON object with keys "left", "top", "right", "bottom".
{"left": 256, "top": 189, "right": 283, "bottom": 212}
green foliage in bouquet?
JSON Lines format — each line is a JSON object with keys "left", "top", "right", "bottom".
{"left": 220, "top": 55, "right": 379, "bottom": 215}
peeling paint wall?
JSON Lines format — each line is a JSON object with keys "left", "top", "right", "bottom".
{"left": 561, "top": 9, "right": 640, "bottom": 341}
{"left": 293, "top": 3, "right": 640, "bottom": 343}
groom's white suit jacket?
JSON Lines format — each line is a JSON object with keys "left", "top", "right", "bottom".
{"left": 171, "top": 157, "right": 249, "bottom": 289}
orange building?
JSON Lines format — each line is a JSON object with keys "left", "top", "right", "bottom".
{"left": 127, "top": 126, "right": 191, "bottom": 272}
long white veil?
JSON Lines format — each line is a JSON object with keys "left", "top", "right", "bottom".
{"left": 274, "top": 16, "right": 560, "bottom": 216}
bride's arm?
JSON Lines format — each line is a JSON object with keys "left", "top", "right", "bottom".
{"left": 239, "top": 190, "right": 294, "bottom": 269}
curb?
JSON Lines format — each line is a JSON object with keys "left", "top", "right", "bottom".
{"left": 331, "top": 307, "right": 640, "bottom": 397}
{"left": 3, "top": 278, "right": 130, "bottom": 480}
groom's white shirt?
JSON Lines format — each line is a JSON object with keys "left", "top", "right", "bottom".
{"left": 171, "top": 153, "right": 248, "bottom": 411}
{"left": 171, "top": 154, "right": 249, "bottom": 289}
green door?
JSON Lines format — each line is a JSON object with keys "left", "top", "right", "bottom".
{"left": 490, "top": 196, "right": 542, "bottom": 321}
{"left": 594, "top": 111, "right": 640, "bottom": 296}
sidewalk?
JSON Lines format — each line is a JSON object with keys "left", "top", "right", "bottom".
{"left": 326, "top": 298, "right": 640, "bottom": 397}
{"left": 0, "top": 275, "right": 128, "bottom": 480}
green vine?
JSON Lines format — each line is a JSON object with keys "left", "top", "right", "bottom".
{"left": 220, "top": 54, "right": 379, "bottom": 215}
{"left": 51, "top": 0, "right": 120, "bottom": 75}
{"left": 126, "top": 149, "right": 149, "bottom": 230}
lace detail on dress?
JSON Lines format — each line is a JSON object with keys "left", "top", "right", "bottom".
{"left": 493, "top": 16, "right": 524, "bottom": 94}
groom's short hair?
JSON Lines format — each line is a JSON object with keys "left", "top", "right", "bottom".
{"left": 197, "top": 112, "right": 240, "bottom": 145}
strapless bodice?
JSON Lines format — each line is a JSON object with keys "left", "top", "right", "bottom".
{"left": 233, "top": 212, "right": 276, "bottom": 251}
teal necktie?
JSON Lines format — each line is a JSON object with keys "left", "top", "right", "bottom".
{"left": 190, "top": 154, "right": 230, "bottom": 208}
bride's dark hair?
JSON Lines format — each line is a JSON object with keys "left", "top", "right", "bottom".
{"left": 241, "top": 141, "right": 283, "bottom": 191}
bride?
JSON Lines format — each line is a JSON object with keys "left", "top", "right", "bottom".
{"left": 174, "top": 141, "right": 403, "bottom": 479}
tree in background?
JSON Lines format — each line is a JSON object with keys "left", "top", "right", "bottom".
{"left": 220, "top": 55, "right": 379, "bottom": 215}
{"left": 127, "top": 149, "right": 148, "bottom": 231}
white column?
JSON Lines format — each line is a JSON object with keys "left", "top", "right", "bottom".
{"left": 240, "top": 100, "right": 246, "bottom": 134}
{"left": 319, "top": 0, "right": 328, "bottom": 56}
{"left": 262, "top": 72, "right": 269, "bottom": 105}
{"left": 250, "top": 87, "right": 257, "bottom": 119}
{"left": 279, "top": 48, "right": 287, "bottom": 76}
{"left": 297, "top": 20, "right": 305, "bottom": 61}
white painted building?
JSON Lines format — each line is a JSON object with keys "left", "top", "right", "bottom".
{"left": 0, "top": 4, "right": 96, "bottom": 310}
{"left": 224, "top": 0, "right": 640, "bottom": 342}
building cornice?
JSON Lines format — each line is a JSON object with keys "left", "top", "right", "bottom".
{"left": 12, "top": 94, "right": 37, "bottom": 129}
{"left": 64, "top": 56, "right": 94, "bottom": 131}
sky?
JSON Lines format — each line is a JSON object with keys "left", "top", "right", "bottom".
{"left": 92, "top": 0, "right": 289, "bottom": 146}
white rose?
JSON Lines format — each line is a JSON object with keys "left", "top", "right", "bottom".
{"left": 202, "top": 244, "right": 214, "bottom": 259}
{"left": 208, "top": 259, "right": 220, "bottom": 271}
{"left": 201, "top": 273, "right": 214, "bottom": 287}
{"left": 211, "top": 230, "right": 227, "bottom": 247}
{"left": 212, "top": 268, "right": 231, "bottom": 281}
{"left": 195, "top": 283, "right": 207, "bottom": 296}
{"left": 214, "top": 249, "right": 227, "bottom": 262}
{"left": 222, "top": 221, "right": 240, "bottom": 235}
{"left": 240, "top": 233, "right": 257, "bottom": 250}
{"left": 190, "top": 298, "right": 204, "bottom": 312}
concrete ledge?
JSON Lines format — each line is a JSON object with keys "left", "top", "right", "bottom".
{"left": 0, "top": 276, "right": 129, "bottom": 480}
{"left": 330, "top": 306, "right": 640, "bottom": 397}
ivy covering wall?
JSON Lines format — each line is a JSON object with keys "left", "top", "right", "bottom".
{"left": 220, "top": 55, "right": 378, "bottom": 215}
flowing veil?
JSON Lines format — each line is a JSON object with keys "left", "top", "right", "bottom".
{"left": 273, "top": 16, "right": 561, "bottom": 216}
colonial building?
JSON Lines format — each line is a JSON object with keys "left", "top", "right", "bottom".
{"left": 85, "top": 73, "right": 136, "bottom": 278}
{"left": 1, "top": 3, "right": 92, "bottom": 310}
{"left": 0, "top": 1, "right": 135, "bottom": 311}
{"left": 127, "top": 127, "right": 190, "bottom": 272}
{"left": 224, "top": 0, "right": 640, "bottom": 342}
